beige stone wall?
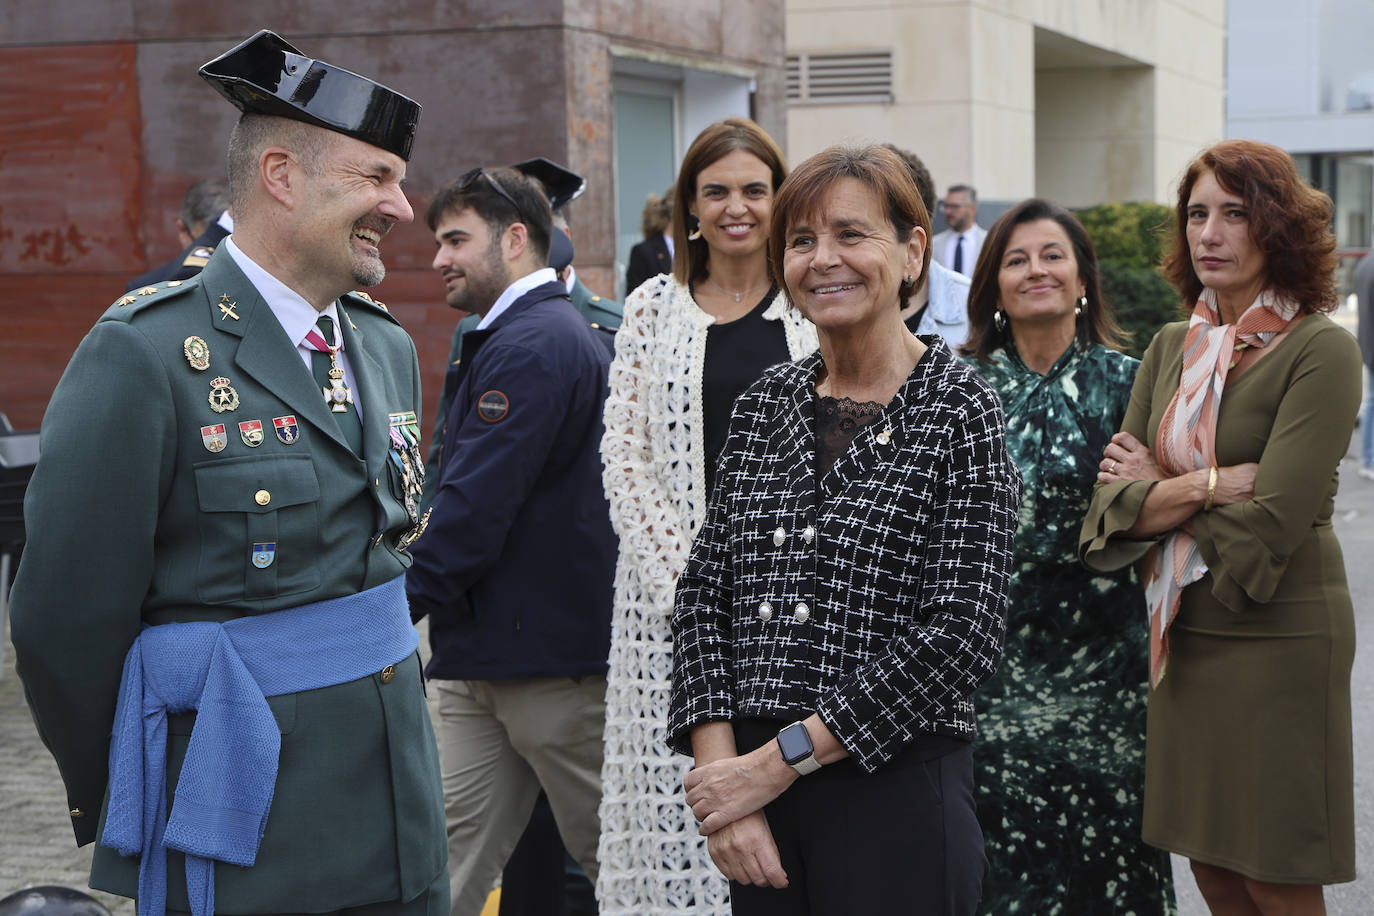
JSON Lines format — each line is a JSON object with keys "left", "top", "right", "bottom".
{"left": 785, "top": 0, "right": 1225, "bottom": 206}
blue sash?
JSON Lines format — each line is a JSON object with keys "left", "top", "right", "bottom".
{"left": 101, "top": 576, "right": 418, "bottom": 916}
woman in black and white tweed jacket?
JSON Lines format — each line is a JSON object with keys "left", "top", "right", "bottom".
{"left": 667, "top": 145, "right": 1021, "bottom": 914}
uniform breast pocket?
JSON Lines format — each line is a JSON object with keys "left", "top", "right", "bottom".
{"left": 193, "top": 454, "right": 322, "bottom": 604}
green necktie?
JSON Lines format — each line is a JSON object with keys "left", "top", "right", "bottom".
{"left": 311, "top": 315, "right": 364, "bottom": 455}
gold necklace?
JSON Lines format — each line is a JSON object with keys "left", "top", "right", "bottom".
{"left": 705, "top": 275, "right": 769, "bottom": 304}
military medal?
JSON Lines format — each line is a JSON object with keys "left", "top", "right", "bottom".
{"left": 273, "top": 415, "right": 300, "bottom": 444}
{"left": 305, "top": 322, "right": 355, "bottom": 413}
{"left": 387, "top": 410, "right": 426, "bottom": 533}
{"left": 183, "top": 336, "right": 210, "bottom": 371}
{"left": 251, "top": 542, "right": 276, "bottom": 568}
{"left": 238, "top": 419, "right": 265, "bottom": 447}
{"left": 208, "top": 376, "right": 240, "bottom": 413}
{"left": 200, "top": 423, "right": 227, "bottom": 452}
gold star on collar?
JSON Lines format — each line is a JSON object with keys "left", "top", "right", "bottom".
{"left": 218, "top": 294, "right": 240, "bottom": 321}
{"left": 117, "top": 295, "right": 137, "bottom": 306}
{"left": 137, "top": 286, "right": 158, "bottom": 296}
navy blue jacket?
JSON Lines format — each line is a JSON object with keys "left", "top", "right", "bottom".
{"left": 406, "top": 281, "right": 616, "bottom": 679}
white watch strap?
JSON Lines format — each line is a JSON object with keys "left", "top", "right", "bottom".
{"left": 790, "top": 754, "right": 821, "bottom": 776}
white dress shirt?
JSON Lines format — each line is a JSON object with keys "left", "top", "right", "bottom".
{"left": 223, "top": 235, "right": 364, "bottom": 418}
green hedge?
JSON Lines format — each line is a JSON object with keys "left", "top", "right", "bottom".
{"left": 1074, "top": 201, "right": 1183, "bottom": 358}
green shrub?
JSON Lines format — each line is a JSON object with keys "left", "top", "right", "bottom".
{"left": 1075, "top": 201, "right": 1183, "bottom": 358}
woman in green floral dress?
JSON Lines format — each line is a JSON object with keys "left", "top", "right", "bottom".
{"left": 962, "top": 199, "right": 1175, "bottom": 915}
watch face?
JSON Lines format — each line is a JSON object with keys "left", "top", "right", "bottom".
{"left": 777, "top": 723, "right": 813, "bottom": 765}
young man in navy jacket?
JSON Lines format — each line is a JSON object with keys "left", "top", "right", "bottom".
{"left": 405, "top": 166, "right": 616, "bottom": 916}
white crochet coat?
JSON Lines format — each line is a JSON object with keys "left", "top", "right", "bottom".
{"left": 596, "top": 275, "right": 817, "bottom": 914}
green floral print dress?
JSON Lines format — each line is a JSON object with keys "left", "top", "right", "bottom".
{"left": 966, "top": 341, "right": 1176, "bottom": 916}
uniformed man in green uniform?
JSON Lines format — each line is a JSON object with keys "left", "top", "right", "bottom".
{"left": 9, "top": 30, "right": 446, "bottom": 916}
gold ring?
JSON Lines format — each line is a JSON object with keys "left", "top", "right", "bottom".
{"left": 1109, "top": 460, "right": 1118, "bottom": 474}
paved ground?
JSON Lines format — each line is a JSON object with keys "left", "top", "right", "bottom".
{"left": 3, "top": 443, "right": 1373, "bottom": 912}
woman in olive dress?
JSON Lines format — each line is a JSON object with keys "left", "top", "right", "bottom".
{"left": 1082, "top": 140, "right": 1356, "bottom": 915}
{"left": 963, "top": 198, "right": 1175, "bottom": 915}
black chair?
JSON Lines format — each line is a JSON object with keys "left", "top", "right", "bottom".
{"left": 0, "top": 413, "right": 39, "bottom": 676}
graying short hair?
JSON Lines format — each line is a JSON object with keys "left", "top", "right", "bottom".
{"left": 226, "top": 114, "right": 327, "bottom": 213}
{"left": 180, "top": 178, "right": 230, "bottom": 233}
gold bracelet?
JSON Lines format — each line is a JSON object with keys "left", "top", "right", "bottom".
{"left": 1203, "top": 466, "right": 1218, "bottom": 511}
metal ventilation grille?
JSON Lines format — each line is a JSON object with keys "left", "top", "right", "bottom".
{"left": 787, "top": 51, "right": 893, "bottom": 104}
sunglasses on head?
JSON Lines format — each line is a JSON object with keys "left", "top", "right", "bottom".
{"left": 459, "top": 167, "right": 528, "bottom": 224}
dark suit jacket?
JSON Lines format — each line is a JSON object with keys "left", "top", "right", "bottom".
{"left": 667, "top": 342, "right": 1021, "bottom": 772}
{"left": 10, "top": 247, "right": 445, "bottom": 912}
{"left": 127, "top": 221, "right": 231, "bottom": 292}
{"left": 625, "top": 234, "right": 671, "bottom": 296}
{"left": 407, "top": 281, "right": 616, "bottom": 679}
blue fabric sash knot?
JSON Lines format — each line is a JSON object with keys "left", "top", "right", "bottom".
{"left": 100, "top": 576, "right": 418, "bottom": 916}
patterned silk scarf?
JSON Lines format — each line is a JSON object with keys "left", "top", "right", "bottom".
{"left": 1145, "top": 288, "right": 1298, "bottom": 687}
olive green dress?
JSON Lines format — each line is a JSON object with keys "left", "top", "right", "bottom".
{"left": 968, "top": 341, "right": 1176, "bottom": 915}
{"left": 1079, "top": 315, "right": 1359, "bottom": 884}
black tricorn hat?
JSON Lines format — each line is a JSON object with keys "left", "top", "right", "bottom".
{"left": 512, "top": 158, "right": 587, "bottom": 211}
{"left": 199, "top": 30, "right": 420, "bottom": 161}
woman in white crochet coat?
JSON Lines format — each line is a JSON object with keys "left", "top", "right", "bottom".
{"left": 598, "top": 118, "right": 818, "bottom": 914}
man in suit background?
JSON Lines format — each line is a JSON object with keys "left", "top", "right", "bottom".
{"left": 931, "top": 183, "right": 986, "bottom": 278}
{"left": 127, "top": 177, "right": 233, "bottom": 291}
{"left": 10, "top": 30, "right": 446, "bottom": 916}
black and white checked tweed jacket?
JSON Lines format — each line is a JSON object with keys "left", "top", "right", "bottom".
{"left": 667, "top": 340, "right": 1021, "bottom": 773}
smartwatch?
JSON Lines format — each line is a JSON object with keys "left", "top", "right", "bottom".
{"left": 776, "top": 721, "right": 821, "bottom": 775}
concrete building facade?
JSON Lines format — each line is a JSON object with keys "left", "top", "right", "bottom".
{"left": 785, "top": 0, "right": 1226, "bottom": 211}
{"left": 0, "top": 2, "right": 784, "bottom": 430}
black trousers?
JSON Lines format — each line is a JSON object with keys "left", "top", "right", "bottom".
{"left": 729, "top": 720, "right": 986, "bottom": 916}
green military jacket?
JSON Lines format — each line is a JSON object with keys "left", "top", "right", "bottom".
{"left": 9, "top": 248, "right": 445, "bottom": 912}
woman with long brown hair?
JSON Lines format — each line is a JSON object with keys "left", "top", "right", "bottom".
{"left": 598, "top": 118, "right": 816, "bottom": 915}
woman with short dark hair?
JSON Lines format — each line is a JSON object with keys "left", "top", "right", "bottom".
{"left": 1081, "top": 139, "right": 1358, "bottom": 915}
{"left": 667, "top": 144, "right": 1020, "bottom": 914}
{"left": 962, "top": 197, "right": 1175, "bottom": 914}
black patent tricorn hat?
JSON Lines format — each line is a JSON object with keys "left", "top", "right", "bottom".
{"left": 199, "top": 30, "right": 420, "bottom": 161}
{"left": 512, "top": 158, "right": 587, "bottom": 211}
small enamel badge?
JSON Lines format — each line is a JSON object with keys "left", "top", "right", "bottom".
{"left": 201, "top": 424, "right": 227, "bottom": 452}
{"left": 273, "top": 415, "right": 300, "bottom": 444}
{"left": 477, "top": 390, "right": 510, "bottom": 423}
{"left": 239, "top": 420, "right": 264, "bottom": 447}
{"left": 251, "top": 542, "right": 276, "bottom": 568}
{"left": 876, "top": 428, "right": 892, "bottom": 445}
{"left": 208, "top": 376, "right": 240, "bottom": 413}
{"left": 183, "top": 336, "right": 210, "bottom": 371}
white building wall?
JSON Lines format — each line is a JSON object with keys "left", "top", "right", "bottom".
{"left": 786, "top": 0, "right": 1226, "bottom": 206}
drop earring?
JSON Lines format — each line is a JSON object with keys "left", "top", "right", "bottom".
{"left": 1075, "top": 295, "right": 1086, "bottom": 317}
{"left": 687, "top": 215, "right": 702, "bottom": 242}
{"left": 994, "top": 309, "right": 1006, "bottom": 331}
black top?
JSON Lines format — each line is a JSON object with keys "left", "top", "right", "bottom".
{"left": 815, "top": 395, "right": 885, "bottom": 478}
{"left": 701, "top": 286, "right": 789, "bottom": 495}
{"left": 903, "top": 304, "right": 928, "bottom": 334}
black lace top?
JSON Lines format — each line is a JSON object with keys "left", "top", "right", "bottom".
{"left": 815, "top": 394, "right": 885, "bottom": 477}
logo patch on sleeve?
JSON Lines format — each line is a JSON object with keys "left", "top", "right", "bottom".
{"left": 476, "top": 390, "right": 510, "bottom": 423}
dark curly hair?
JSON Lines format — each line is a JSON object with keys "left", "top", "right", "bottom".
{"left": 962, "top": 198, "right": 1126, "bottom": 362}
{"left": 1161, "top": 139, "right": 1337, "bottom": 313}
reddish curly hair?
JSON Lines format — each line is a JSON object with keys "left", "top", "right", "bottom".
{"left": 1161, "top": 139, "right": 1337, "bottom": 313}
